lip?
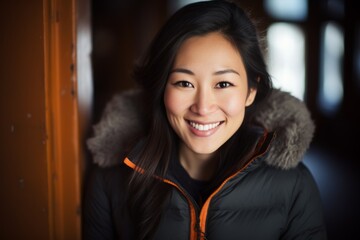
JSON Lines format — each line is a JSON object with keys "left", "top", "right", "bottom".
{"left": 186, "top": 119, "right": 224, "bottom": 137}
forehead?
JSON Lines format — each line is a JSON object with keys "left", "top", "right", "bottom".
{"left": 174, "top": 32, "right": 244, "bottom": 73}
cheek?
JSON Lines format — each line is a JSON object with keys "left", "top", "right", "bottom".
{"left": 164, "top": 88, "right": 181, "bottom": 116}
{"left": 221, "top": 94, "right": 247, "bottom": 117}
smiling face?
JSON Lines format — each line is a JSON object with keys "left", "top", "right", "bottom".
{"left": 164, "top": 32, "right": 257, "bottom": 160}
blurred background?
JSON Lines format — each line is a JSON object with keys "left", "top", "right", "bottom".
{"left": 91, "top": 0, "right": 359, "bottom": 239}
{"left": 0, "top": 0, "right": 358, "bottom": 239}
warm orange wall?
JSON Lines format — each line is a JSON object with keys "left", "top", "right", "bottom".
{"left": 0, "top": 0, "right": 90, "bottom": 239}
{"left": 0, "top": 0, "right": 50, "bottom": 238}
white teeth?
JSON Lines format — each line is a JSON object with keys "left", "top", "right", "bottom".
{"left": 189, "top": 121, "right": 220, "bottom": 131}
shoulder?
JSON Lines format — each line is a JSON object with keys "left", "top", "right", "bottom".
{"left": 244, "top": 162, "right": 324, "bottom": 219}
{"left": 239, "top": 161, "right": 321, "bottom": 205}
{"left": 255, "top": 162, "right": 318, "bottom": 190}
{"left": 84, "top": 163, "right": 132, "bottom": 201}
{"left": 82, "top": 164, "right": 134, "bottom": 239}
{"left": 267, "top": 161, "right": 315, "bottom": 180}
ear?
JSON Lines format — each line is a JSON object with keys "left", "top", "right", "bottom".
{"left": 245, "top": 87, "right": 257, "bottom": 107}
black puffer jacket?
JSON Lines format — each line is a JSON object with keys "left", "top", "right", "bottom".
{"left": 83, "top": 89, "right": 327, "bottom": 240}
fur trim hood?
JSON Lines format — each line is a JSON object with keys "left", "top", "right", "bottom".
{"left": 87, "top": 88, "right": 315, "bottom": 170}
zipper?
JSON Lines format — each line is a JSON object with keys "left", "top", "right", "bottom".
{"left": 124, "top": 158, "right": 200, "bottom": 240}
{"left": 198, "top": 130, "right": 274, "bottom": 235}
{"left": 198, "top": 162, "right": 254, "bottom": 236}
{"left": 162, "top": 178, "right": 199, "bottom": 240}
{"left": 124, "top": 157, "right": 257, "bottom": 240}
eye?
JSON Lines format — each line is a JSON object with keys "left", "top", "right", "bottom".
{"left": 173, "top": 81, "right": 194, "bottom": 88}
{"left": 215, "top": 81, "right": 234, "bottom": 89}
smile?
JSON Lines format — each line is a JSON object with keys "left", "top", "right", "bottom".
{"left": 188, "top": 120, "right": 222, "bottom": 131}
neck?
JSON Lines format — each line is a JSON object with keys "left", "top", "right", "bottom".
{"left": 179, "top": 144, "right": 219, "bottom": 181}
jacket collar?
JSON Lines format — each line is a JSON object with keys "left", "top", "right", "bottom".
{"left": 87, "top": 88, "right": 315, "bottom": 170}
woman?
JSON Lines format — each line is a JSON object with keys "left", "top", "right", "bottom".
{"left": 83, "top": 1, "right": 327, "bottom": 239}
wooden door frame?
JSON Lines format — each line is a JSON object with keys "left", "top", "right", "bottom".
{"left": 44, "top": 0, "right": 91, "bottom": 238}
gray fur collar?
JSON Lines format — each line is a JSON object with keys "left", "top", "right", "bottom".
{"left": 87, "top": 88, "right": 315, "bottom": 170}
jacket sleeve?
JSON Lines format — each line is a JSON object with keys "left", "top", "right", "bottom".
{"left": 281, "top": 163, "right": 327, "bottom": 240}
{"left": 82, "top": 166, "right": 116, "bottom": 240}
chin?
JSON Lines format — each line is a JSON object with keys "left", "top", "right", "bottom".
{"left": 189, "top": 144, "right": 220, "bottom": 155}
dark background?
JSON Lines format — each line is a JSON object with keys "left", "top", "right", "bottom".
{"left": 90, "top": 0, "right": 359, "bottom": 239}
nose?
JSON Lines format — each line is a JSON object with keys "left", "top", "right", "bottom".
{"left": 190, "top": 87, "right": 217, "bottom": 115}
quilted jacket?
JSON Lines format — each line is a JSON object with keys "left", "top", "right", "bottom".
{"left": 83, "top": 89, "right": 327, "bottom": 240}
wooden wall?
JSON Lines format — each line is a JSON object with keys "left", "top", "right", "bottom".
{"left": 0, "top": 0, "right": 91, "bottom": 239}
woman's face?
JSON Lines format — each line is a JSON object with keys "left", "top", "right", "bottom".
{"left": 164, "top": 32, "right": 257, "bottom": 158}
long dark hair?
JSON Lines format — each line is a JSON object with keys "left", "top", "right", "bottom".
{"left": 128, "top": 1, "right": 272, "bottom": 239}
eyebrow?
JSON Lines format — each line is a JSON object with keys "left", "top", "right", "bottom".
{"left": 170, "top": 68, "right": 195, "bottom": 75}
{"left": 214, "top": 69, "right": 240, "bottom": 76}
{"left": 170, "top": 68, "right": 240, "bottom": 76}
